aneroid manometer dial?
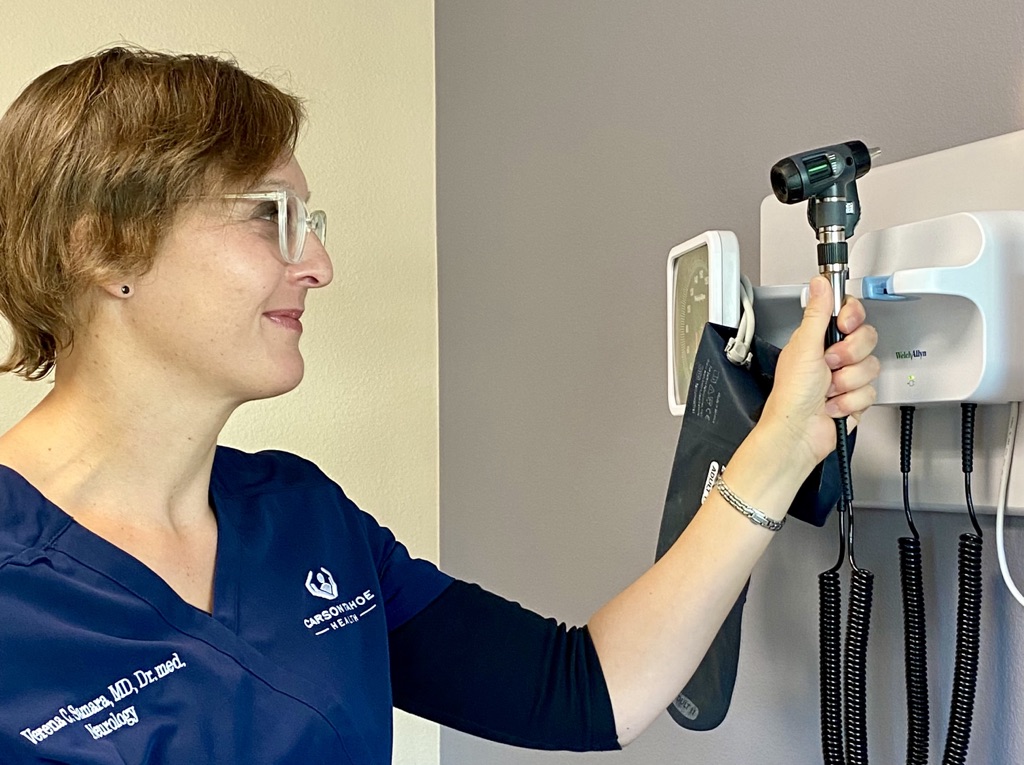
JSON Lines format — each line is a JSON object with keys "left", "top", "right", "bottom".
{"left": 666, "top": 231, "right": 741, "bottom": 415}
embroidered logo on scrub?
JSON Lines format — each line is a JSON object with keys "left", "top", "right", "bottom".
{"left": 305, "top": 566, "right": 339, "bottom": 600}
{"left": 301, "top": 566, "right": 378, "bottom": 636}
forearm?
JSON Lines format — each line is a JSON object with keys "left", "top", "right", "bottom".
{"left": 390, "top": 580, "right": 620, "bottom": 752}
{"left": 587, "top": 421, "right": 817, "bottom": 745}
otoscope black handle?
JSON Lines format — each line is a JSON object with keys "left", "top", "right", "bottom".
{"left": 826, "top": 316, "right": 845, "bottom": 348}
{"left": 824, "top": 315, "right": 854, "bottom": 509}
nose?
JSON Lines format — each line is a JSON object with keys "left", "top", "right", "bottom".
{"left": 291, "top": 233, "right": 334, "bottom": 288}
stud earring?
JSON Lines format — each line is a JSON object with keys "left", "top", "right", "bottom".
{"left": 120, "top": 285, "right": 131, "bottom": 296}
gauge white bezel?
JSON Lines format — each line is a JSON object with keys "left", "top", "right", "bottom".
{"left": 666, "top": 230, "right": 741, "bottom": 415}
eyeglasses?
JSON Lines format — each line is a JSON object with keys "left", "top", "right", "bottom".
{"left": 224, "top": 190, "right": 327, "bottom": 264}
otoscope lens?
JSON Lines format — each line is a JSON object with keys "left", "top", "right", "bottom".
{"left": 770, "top": 158, "right": 803, "bottom": 203}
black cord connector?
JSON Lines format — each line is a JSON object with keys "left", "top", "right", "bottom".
{"left": 900, "top": 406, "right": 919, "bottom": 540}
{"left": 961, "top": 403, "right": 982, "bottom": 538}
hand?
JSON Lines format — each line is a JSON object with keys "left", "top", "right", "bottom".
{"left": 760, "top": 276, "right": 880, "bottom": 466}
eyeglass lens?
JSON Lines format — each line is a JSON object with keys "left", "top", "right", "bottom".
{"left": 285, "top": 194, "right": 327, "bottom": 263}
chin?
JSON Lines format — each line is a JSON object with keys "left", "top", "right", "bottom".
{"left": 243, "top": 359, "right": 306, "bottom": 402}
{"left": 272, "top": 365, "right": 306, "bottom": 398}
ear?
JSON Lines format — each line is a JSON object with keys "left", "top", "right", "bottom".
{"left": 98, "top": 283, "right": 133, "bottom": 298}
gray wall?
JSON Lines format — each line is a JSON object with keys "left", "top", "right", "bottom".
{"left": 436, "top": 2, "right": 1024, "bottom": 763}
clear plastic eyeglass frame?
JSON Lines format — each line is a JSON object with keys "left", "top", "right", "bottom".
{"left": 224, "top": 190, "right": 327, "bottom": 264}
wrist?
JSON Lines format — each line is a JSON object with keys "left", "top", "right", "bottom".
{"left": 717, "top": 422, "right": 818, "bottom": 525}
{"left": 757, "top": 413, "right": 827, "bottom": 466}
{"left": 748, "top": 418, "right": 820, "bottom": 479}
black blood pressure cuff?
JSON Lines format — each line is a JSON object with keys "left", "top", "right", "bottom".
{"left": 388, "top": 579, "right": 620, "bottom": 752}
{"left": 655, "top": 322, "right": 855, "bottom": 732}
{"left": 669, "top": 322, "right": 854, "bottom": 529}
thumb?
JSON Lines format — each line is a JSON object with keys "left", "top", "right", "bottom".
{"left": 789, "top": 276, "right": 834, "bottom": 357}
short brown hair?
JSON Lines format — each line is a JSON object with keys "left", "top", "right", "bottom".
{"left": 0, "top": 46, "right": 305, "bottom": 380}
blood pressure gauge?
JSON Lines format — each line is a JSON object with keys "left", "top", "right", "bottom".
{"left": 666, "top": 230, "right": 741, "bottom": 415}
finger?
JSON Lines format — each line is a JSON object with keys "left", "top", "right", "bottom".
{"left": 825, "top": 324, "right": 879, "bottom": 369}
{"left": 788, "top": 276, "right": 835, "bottom": 357}
{"left": 837, "top": 296, "right": 868, "bottom": 335}
{"left": 826, "top": 356, "right": 881, "bottom": 397}
{"left": 824, "top": 385, "right": 878, "bottom": 419}
{"left": 847, "top": 406, "right": 871, "bottom": 433}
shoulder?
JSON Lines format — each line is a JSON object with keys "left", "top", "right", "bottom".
{"left": 0, "top": 466, "right": 72, "bottom": 569}
{"left": 209, "top": 446, "right": 384, "bottom": 536}
{"left": 211, "top": 446, "right": 341, "bottom": 499}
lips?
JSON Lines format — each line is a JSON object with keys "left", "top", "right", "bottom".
{"left": 264, "top": 309, "right": 304, "bottom": 332}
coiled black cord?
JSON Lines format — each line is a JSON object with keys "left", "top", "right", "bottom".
{"left": 820, "top": 552, "right": 846, "bottom": 765}
{"left": 899, "top": 538, "right": 929, "bottom": 764}
{"left": 940, "top": 533, "right": 982, "bottom": 765}
{"left": 898, "top": 406, "right": 929, "bottom": 765}
{"left": 844, "top": 566, "right": 874, "bottom": 765}
{"left": 940, "top": 405, "right": 983, "bottom": 765}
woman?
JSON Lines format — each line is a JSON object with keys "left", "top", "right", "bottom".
{"left": 0, "top": 48, "right": 878, "bottom": 763}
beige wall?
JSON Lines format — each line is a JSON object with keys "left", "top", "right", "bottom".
{"left": 0, "top": 3, "right": 439, "bottom": 763}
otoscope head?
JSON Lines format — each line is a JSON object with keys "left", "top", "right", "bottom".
{"left": 770, "top": 140, "right": 875, "bottom": 204}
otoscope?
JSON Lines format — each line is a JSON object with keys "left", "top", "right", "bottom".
{"left": 771, "top": 140, "right": 878, "bottom": 765}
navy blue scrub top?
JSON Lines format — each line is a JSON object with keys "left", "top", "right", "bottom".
{"left": 0, "top": 447, "right": 454, "bottom": 764}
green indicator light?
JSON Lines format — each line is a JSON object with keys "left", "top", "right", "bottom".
{"left": 805, "top": 154, "right": 833, "bottom": 184}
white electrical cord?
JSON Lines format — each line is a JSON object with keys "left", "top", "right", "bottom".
{"left": 997, "top": 401, "right": 1024, "bottom": 607}
{"left": 725, "top": 274, "right": 755, "bottom": 368}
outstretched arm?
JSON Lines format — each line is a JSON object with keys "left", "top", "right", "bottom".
{"left": 588, "top": 275, "right": 879, "bottom": 745}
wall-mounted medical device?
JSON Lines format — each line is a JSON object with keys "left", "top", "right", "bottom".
{"left": 850, "top": 211, "right": 1024, "bottom": 405}
{"left": 757, "top": 129, "right": 1024, "bottom": 517}
{"left": 666, "top": 230, "right": 740, "bottom": 415}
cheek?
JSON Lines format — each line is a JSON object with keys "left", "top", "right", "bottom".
{"left": 140, "top": 222, "right": 287, "bottom": 340}
{"left": 193, "top": 240, "right": 283, "bottom": 314}
{"left": 136, "top": 268, "right": 281, "bottom": 348}
{"left": 214, "top": 232, "right": 285, "bottom": 300}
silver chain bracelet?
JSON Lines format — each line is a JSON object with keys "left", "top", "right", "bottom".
{"left": 714, "top": 474, "right": 785, "bottom": 532}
